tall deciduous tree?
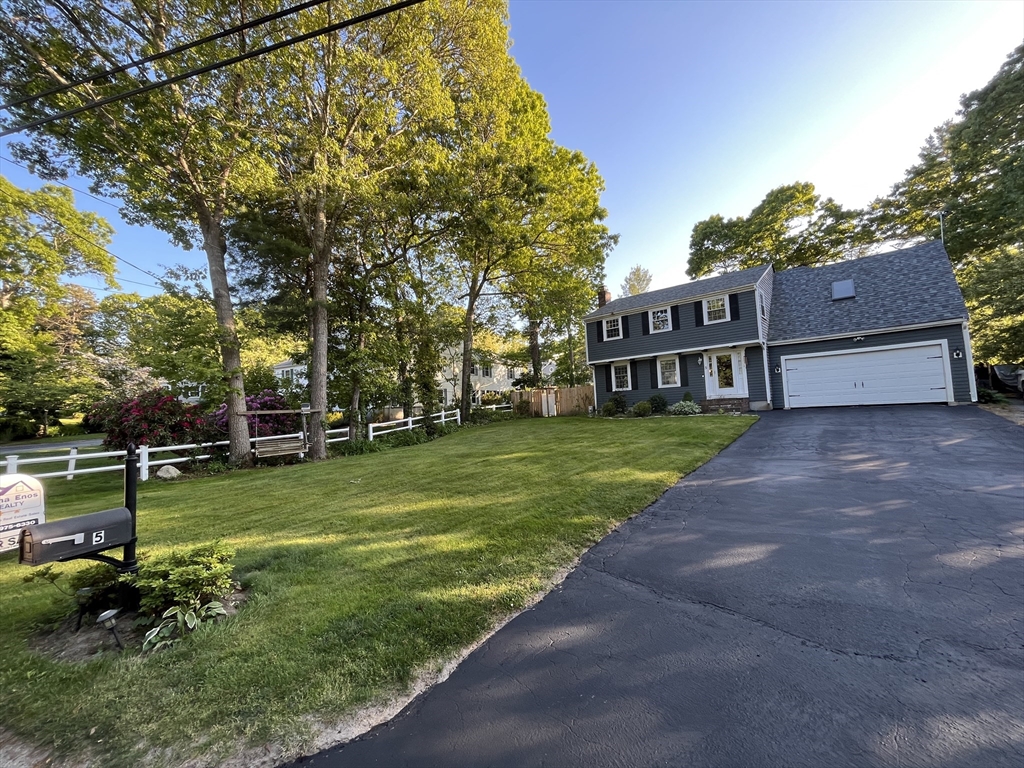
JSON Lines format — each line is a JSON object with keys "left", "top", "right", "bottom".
{"left": 687, "top": 182, "right": 868, "bottom": 278}
{"left": 0, "top": 175, "right": 116, "bottom": 422}
{"left": 619, "top": 265, "right": 651, "bottom": 297}
{"left": 0, "top": 1, "right": 275, "bottom": 463}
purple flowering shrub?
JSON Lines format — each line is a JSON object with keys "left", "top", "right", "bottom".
{"left": 88, "top": 389, "right": 209, "bottom": 450}
{"left": 209, "top": 390, "right": 298, "bottom": 437}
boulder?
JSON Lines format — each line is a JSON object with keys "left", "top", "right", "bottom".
{"left": 156, "top": 465, "right": 181, "bottom": 480}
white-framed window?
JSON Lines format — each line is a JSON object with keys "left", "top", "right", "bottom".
{"left": 604, "top": 317, "right": 621, "bottom": 339}
{"left": 649, "top": 307, "right": 671, "bottom": 333}
{"left": 612, "top": 362, "right": 630, "bottom": 391}
{"left": 470, "top": 363, "right": 478, "bottom": 376}
{"left": 508, "top": 366, "right": 517, "bottom": 380}
{"left": 759, "top": 293, "right": 767, "bottom": 320}
{"left": 481, "top": 363, "right": 492, "bottom": 377}
{"left": 658, "top": 356, "right": 680, "bottom": 387}
{"left": 704, "top": 295, "right": 730, "bottom": 324}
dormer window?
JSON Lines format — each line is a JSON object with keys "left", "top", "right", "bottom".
{"left": 703, "top": 295, "right": 730, "bottom": 324}
{"left": 832, "top": 280, "right": 855, "bottom": 300}
{"left": 604, "top": 317, "right": 621, "bottom": 339}
{"left": 649, "top": 307, "right": 671, "bottom": 333}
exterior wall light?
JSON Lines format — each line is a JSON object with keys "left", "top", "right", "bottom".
{"left": 98, "top": 608, "right": 124, "bottom": 650}
{"left": 774, "top": 365, "right": 781, "bottom": 374}
{"left": 953, "top": 349, "right": 964, "bottom": 359}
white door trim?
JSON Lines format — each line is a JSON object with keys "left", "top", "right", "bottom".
{"left": 706, "top": 348, "right": 748, "bottom": 399}
{"left": 781, "top": 339, "right": 954, "bottom": 409}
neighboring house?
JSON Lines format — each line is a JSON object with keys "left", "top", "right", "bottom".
{"left": 585, "top": 241, "right": 976, "bottom": 412}
{"left": 273, "top": 359, "right": 308, "bottom": 387}
{"left": 438, "top": 344, "right": 556, "bottom": 407}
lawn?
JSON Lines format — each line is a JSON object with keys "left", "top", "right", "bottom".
{"left": 0, "top": 415, "right": 754, "bottom": 766}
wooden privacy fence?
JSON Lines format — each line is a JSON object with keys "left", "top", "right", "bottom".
{"left": 510, "top": 386, "right": 594, "bottom": 417}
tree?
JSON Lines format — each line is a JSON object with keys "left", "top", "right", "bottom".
{"left": 960, "top": 247, "right": 1024, "bottom": 363}
{"left": 620, "top": 265, "right": 652, "bottom": 296}
{"left": 868, "top": 44, "right": 1023, "bottom": 361}
{"left": 687, "top": 182, "right": 868, "bottom": 278}
{"left": 0, "top": 1, "right": 277, "bottom": 464}
{"left": 0, "top": 175, "right": 116, "bottom": 424}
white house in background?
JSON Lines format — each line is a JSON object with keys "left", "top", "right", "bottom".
{"left": 271, "top": 348, "right": 554, "bottom": 410}
{"left": 273, "top": 359, "right": 308, "bottom": 387}
{"left": 437, "top": 345, "right": 556, "bottom": 406}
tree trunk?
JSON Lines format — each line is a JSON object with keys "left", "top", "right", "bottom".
{"left": 528, "top": 318, "right": 542, "bottom": 385}
{"left": 567, "top": 323, "right": 575, "bottom": 387}
{"left": 307, "top": 247, "right": 329, "bottom": 460}
{"left": 199, "top": 213, "right": 249, "bottom": 467}
{"left": 459, "top": 272, "right": 485, "bottom": 422}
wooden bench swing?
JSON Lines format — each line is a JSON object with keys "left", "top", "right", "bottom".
{"left": 242, "top": 408, "right": 319, "bottom": 460}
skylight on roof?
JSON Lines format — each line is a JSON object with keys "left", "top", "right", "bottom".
{"left": 832, "top": 279, "right": 855, "bottom": 300}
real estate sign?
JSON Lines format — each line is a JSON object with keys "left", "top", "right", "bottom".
{"left": 0, "top": 475, "right": 45, "bottom": 554}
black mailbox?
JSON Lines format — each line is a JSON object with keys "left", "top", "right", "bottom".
{"left": 20, "top": 507, "right": 134, "bottom": 566}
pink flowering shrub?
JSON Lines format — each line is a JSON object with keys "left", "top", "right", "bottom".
{"left": 89, "top": 389, "right": 210, "bottom": 450}
{"left": 209, "top": 390, "right": 298, "bottom": 437}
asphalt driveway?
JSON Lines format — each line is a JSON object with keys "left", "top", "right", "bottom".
{"left": 287, "top": 405, "right": 1024, "bottom": 768}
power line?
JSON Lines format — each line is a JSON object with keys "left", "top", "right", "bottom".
{"left": 0, "top": 0, "right": 426, "bottom": 139}
{"left": 0, "top": 153, "right": 121, "bottom": 210}
{"left": 0, "top": 0, "right": 334, "bottom": 112}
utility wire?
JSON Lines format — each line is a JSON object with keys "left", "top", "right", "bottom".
{"left": 0, "top": 187, "right": 161, "bottom": 280}
{"left": 0, "top": 0, "right": 426, "bottom": 139}
{"left": 0, "top": 0, "right": 334, "bottom": 112}
{"left": 0, "top": 152, "right": 121, "bottom": 210}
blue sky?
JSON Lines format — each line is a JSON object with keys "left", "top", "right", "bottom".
{"left": 2, "top": 0, "right": 1021, "bottom": 299}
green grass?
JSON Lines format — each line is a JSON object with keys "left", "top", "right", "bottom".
{"left": 0, "top": 415, "right": 754, "bottom": 766}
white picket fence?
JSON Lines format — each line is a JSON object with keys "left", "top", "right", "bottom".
{"left": 477, "top": 404, "right": 512, "bottom": 412}
{"left": 1, "top": 426, "right": 351, "bottom": 482}
{"left": 368, "top": 409, "right": 460, "bottom": 441}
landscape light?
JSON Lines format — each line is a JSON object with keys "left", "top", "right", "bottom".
{"left": 75, "top": 588, "right": 93, "bottom": 632}
{"left": 97, "top": 608, "right": 124, "bottom": 650}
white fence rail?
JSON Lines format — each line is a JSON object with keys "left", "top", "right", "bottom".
{"left": 368, "top": 409, "right": 460, "bottom": 441}
{"left": 325, "top": 426, "right": 350, "bottom": 444}
{"left": 1, "top": 427, "right": 352, "bottom": 482}
{"left": 476, "top": 404, "right": 512, "bottom": 412}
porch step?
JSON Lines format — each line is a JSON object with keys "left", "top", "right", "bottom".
{"left": 703, "top": 397, "right": 749, "bottom": 414}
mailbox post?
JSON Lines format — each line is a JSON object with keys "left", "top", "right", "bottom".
{"left": 19, "top": 444, "right": 140, "bottom": 576}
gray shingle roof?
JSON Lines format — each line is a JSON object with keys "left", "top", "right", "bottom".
{"left": 767, "top": 241, "right": 968, "bottom": 343}
{"left": 584, "top": 264, "right": 771, "bottom": 320}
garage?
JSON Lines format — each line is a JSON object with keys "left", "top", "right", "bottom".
{"left": 782, "top": 341, "right": 953, "bottom": 408}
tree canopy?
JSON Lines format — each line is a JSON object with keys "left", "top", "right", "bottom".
{"left": 687, "top": 182, "right": 868, "bottom": 278}
{"left": 620, "top": 265, "right": 652, "bottom": 296}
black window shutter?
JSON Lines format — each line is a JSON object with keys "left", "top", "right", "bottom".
{"left": 679, "top": 355, "right": 689, "bottom": 386}
{"left": 694, "top": 301, "right": 704, "bottom": 327}
{"left": 670, "top": 305, "right": 680, "bottom": 331}
{"left": 650, "top": 359, "right": 659, "bottom": 389}
{"left": 604, "top": 365, "right": 612, "bottom": 392}
{"left": 629, "top": 360, "right": 639, "bottom": 390}
{"left": 596, "top": 321, "right": 603, "bottom": 343}
{"left": 729, "top": 293, "right": 740, "bottom": 321}
{"left": 641, "top": 312, "right": 650, "bottom": 335}
{"left": 621, "top": 315, "right": 630, "bottom": 338}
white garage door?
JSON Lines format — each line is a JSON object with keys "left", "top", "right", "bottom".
{"left": 783, "top": 342, "right": 951, "bottom": 408}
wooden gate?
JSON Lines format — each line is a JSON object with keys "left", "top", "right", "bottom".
{"left": 510, "top": 386, "right": 594, "bottom": 417}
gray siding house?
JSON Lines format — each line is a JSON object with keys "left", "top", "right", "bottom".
{"left": 586, "top": 241, "right": 976, "bottom": 412}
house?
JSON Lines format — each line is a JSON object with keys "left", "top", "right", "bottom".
{"left": 437, "top": 345, "right": 554, "bottom": 406}
{"left": 273, "top": 359, "right": 308, "bottom": 387}
{"left": 585, "top": 241, "right": 977, "bottom": 411}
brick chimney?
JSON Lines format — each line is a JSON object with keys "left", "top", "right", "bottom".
{"left": 597, "top": 286, "right": 611, "bottom": 308}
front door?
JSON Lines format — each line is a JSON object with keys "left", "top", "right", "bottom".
{"left": 707, "top": 349, "right": 747, "bottom": 398}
